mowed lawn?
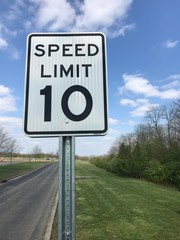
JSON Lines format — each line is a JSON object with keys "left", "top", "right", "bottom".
{"left": 51, "top": 160, "right": 180, "bottom": 240}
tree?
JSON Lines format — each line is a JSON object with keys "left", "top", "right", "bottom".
{"left": 6, "top": 138, "right": 22, "bottom": 164}
{"left": 172, "top": 100, "right": 180, "bottom": 146}
{"left": 131, "top": 142, "right": 148, "bottom": 178}
{"left": 162, "top": 103, "right": 178, "bottom": 146}
{"left": 0, "top": 127, "right": 9, "bottom": 153}
{"left": 118, "top": 142, "right": 132, "bottom": 160}
{"left": 118, "top": 133, "right": 136, "bottom": 148}
{"left": 31, "top": 145, "right": 42, "bottom": 160}
{"left": 135, "top": 123, "right": 151, "bottom": 145}
{"left": 145, "top": 106, "right": 164, "bottom": 142}
{"left": 107, "top": 138, "right": 120, "bottom": 156}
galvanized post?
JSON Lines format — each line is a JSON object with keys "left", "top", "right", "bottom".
{"left": 59, "top": 136, "right": 76, "bottom": 240}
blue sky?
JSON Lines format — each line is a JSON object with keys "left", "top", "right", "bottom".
{"left": 0, "top": 0, "right": 180, "bottom": 156}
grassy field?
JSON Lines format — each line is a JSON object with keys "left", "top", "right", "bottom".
{"left": 51, "top": 160, "right": 180, "bottom": 240}
{"left": 0, "top": 162, "right": 48, "bottom": 182}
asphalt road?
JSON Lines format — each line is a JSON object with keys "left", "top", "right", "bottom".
{"left": 0, "top": 163, "right": 58, "bottom": 240}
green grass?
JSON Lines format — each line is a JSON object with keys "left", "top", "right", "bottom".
{"left": 51, "top": 160, "right": 180, "bottom": 240}
{"left": 0, "top": 162, "right": 47, "bottom": 182}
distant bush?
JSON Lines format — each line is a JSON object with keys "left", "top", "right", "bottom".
{"left": 145, "top": 160, "right": 169, "bottom": 184}
{"left": 90, "top": 156, "right": 109, "bottom": 169}
{"left": 91, "top": 154, "right": 180, "bottom": 189}
{"left": 91, "top": 101, "right": 180, "bottom": 189}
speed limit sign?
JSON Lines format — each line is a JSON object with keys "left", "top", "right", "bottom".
{"left": 24, "top": 33, "right": 108, "bottom": 136}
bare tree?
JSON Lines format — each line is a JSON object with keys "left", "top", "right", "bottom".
{"left": 172, "top": 100, "right": 180, "bottom": 146}
{"left": 6, "top": 138, "right": 22, "bottom": 164}
{"left": 108, "top": 138, "right": 119, "bottom": 156}
{"left": 117, "top": 133, "right": 136, "bottom": 147}
{"left": 31, "top": 145, "right": 42, "bottom": 160}
{"left": 161, "top": 103, "right": 177, "bottom": 146}
{"left": 135, "top": 123, "right": 152, "bottom": 145}
{"left": 145, "top": 106, "right": 164, "bottom": 141}
{"left": 0, "top": 127, "right": 9, "bottom": 153}
{"left": 107, "top": 133, "right": 136, "bottom": 158}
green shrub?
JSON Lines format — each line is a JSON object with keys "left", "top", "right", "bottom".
{"left": 145, "top": 160, "right": 169, "bottom": 184}
{"left": 130, "top": 143, "right": 148, "bottom": 178}
{"left": 90, "top": 157, "right": 109, "bottom": 170}
{"left": 165, "top": 161, "right": 180, "bottom": 189}
{"left": 90, "top": 147, "right": 180, "bottom": 189}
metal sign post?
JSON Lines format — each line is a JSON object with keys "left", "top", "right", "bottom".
{"left": 59, "top": 136, "right": 76, "bottom": 240}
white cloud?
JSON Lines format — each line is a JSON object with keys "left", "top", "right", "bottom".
{"left": 30, "top": 0, "right": 76, "bottom": 31}
{"left": 167, "top": 74, "right": 180, "bottom": 80}
{"left": 74, "top": 0, "right": 133, "bottom": 33}
{"left": 121, "top": 74, "right": 160, "bottom": 97}
{"left": 0, "top": 85, "right": 11, "bottom": 96}
{"left": 0, "top": 85, "right": 17, "bottom": 113}
{"left": 0, "top": 116, "right": 22, "bottom": 130}
{"left": 120, "top": 98, "right": 150, "bottom": 107}
{"left": 0, "top": 23, "right": 18, "bottom": 39}
{"left": 160, "top": 89, "right": 180, "bottom": 99}
{"left": 0, "top": 37, "right": 20, "bottom": 59}
{"left": 0, "top": 96, "right": 17, "bottom": 112}
{"left": 161, "top": 74, "right": 180, "bottom": 89}
{"left": 0, "top": 24, "right": 20, "bottom": 59}
{"left": 23, "top": 20, "right": 33, "bottom": 31}
{"left": 120, "top": 74, "right": 180, "bottom": 100}
{"left": 130, "top": 102, "right": 159, "bottom": 116}
{"left": 5, "top": 0, "right": 25, "bottom": 21}
{"left": 111, "top": 23, "right": 135, "bottom": 38}
{"left": 109, "top": 128, "right": 121, "bottom": 134}
{"left": 119, "top": 73, "right": 180, "bottom": 116}
{"left": 162, "top": 80, "right": 179, "bottom": 89}
{"left": 109, "top": 117, "right": 120, "bottom": 125}
{"left": 120, "top": 98, "right": 138, "bottom": 107}
{"left": 0, "top": 37, "right": 8, "bottom": 49}
{"left": 28, "top": 0, "right": 134, "bottom": 37}
{"left": 127, "top": 120, "right": 136, "bottom": 126}
{"left": 164, "top": 39, "right": 179, "bottom": 49}
{"left": 9, "top": 47, "right": 21, "bottom": 60}
{"left": 161, "top": 74, "right": 180, "bottom": 91}
{"left": 120, "top": 97, "right": 158, "bottom": 116}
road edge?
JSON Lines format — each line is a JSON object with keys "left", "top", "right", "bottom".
{"left": 0, "top": 163, "right": 53, "bottom": 184}
{"left": 43, "top": 193, "right": 58, "bottom": 240}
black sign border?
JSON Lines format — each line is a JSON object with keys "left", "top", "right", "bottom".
{"left": 24, "top": 33, "right": 108, "bottom": 137}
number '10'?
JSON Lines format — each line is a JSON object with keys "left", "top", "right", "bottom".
{"left": 40, "top": 85, "right": 93, "bottom": 122}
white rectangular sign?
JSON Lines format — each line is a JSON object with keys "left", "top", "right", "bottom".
{"left": 24, "top": 33, "right": 108, "bottom": 136}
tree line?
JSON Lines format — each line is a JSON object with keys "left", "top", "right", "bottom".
{"left": 0, "top": 127, "right": 22, "bottom": 163}
{"left": 0, "top": 127, "right": 58, "bottom": 162}
{"left": 91, "top": 100, "right": 180, "bottom": 189}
